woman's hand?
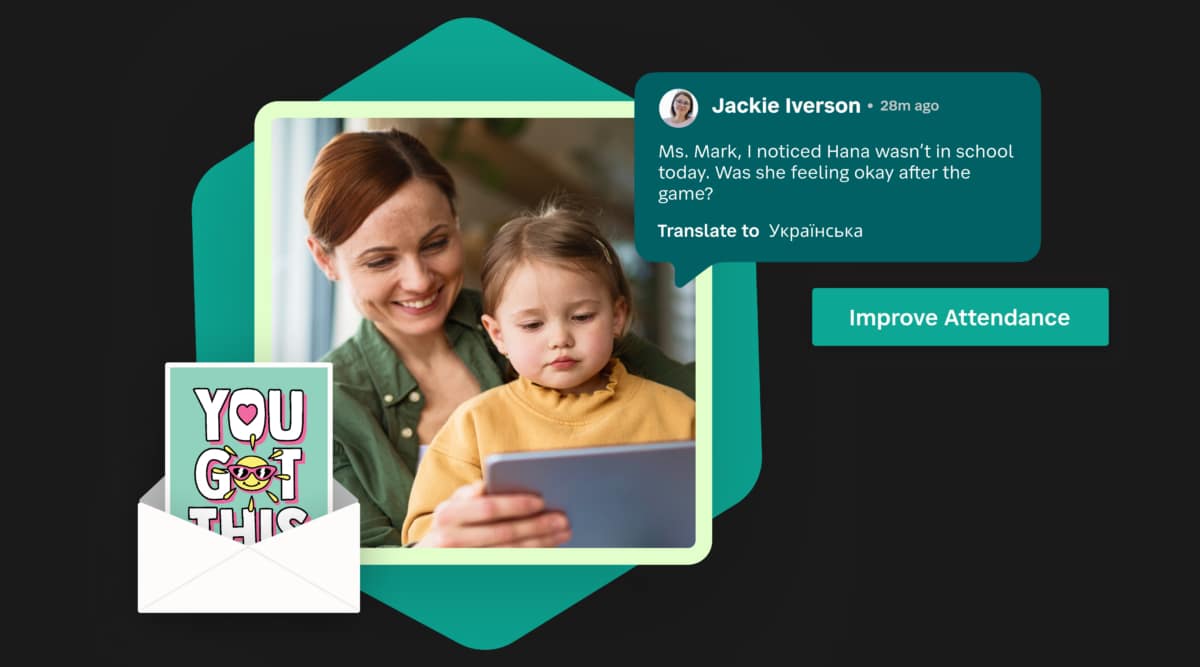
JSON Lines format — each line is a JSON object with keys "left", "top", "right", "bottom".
{"left": 413, "top": 481, "right": 572, "bottom": 547}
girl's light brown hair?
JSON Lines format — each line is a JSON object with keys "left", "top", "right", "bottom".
{"left": 303, "top": 129, "right": 457, "bottom": 250}
{"left": 481, "top": 201, "right": 634, "bottom": 333}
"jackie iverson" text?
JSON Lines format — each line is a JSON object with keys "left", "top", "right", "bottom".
{"left": 711, "top": 97, "right": 862, "bottom": 114}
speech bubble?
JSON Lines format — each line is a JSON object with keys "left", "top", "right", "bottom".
{"left": 635, "top": 73, "right": 1041, "bottom": 285}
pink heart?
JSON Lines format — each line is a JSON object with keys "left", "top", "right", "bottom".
{"left": 235, "top": 404, "right": 258, "bottom": 425}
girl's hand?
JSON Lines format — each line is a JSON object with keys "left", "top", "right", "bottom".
{"left": 414, "top": 481, "right": 572, "bottom": 548}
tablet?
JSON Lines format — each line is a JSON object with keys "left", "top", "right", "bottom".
{"left": 483, "top": 440, "right": 695, "bottom": 548}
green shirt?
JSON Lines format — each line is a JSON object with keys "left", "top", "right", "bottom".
{"left": 323, "top": 288, "right": 695, "bottom": 547}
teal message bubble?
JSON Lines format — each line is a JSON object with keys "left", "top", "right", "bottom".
{"left": 635, "top": 73, "right": 1041, "bottom": 284}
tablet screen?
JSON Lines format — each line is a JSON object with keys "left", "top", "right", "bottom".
{"left": 484, "top": 440, "right": 695, "bottom": 548}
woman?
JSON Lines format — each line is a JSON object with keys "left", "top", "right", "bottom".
{"left": 665, "top": 90, "right": 696, "bottom": 127}
{"left": 304, "top": 128, "right": 694, "bottom": 547}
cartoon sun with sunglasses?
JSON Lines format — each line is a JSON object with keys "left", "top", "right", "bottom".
{"left": 212, "top": 444, "right": 292, "bottom": 510}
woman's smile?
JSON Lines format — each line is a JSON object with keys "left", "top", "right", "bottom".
{"left": 394, "top": 286, "right": 443, "bottom": 314}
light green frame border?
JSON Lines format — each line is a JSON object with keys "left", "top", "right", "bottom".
{"left": 253, "top": 101, "right": 712, "bottom": 565}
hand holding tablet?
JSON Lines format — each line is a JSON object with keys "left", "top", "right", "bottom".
{"left": 484, "top": 440, "right": 696, "bottom": 548}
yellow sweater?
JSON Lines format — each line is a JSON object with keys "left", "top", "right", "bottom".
{"left": 402, "top": 359, "right": 695, "bottom": 544}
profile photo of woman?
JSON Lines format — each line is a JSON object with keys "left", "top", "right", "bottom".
{"left": 661, "top": 89, "right": 697, "bottom": 128}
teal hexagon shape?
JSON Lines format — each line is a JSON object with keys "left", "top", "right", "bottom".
{"left": 191, "top": 17, "right": 760, "bottom": 648}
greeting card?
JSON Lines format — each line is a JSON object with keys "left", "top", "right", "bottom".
{"left": 164, "top": 363, "right": 332, "bottom": 543}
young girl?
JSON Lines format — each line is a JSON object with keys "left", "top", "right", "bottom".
{"left": 401, "top": 204, "right": 696, "bottom": 545}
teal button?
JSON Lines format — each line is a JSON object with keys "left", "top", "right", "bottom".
{"left": 812, "top": 288, "right": 1108, "bottom": 346}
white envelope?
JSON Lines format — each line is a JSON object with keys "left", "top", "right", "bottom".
{"left": 138, "top": 478, "right": 360, "bottom": 613}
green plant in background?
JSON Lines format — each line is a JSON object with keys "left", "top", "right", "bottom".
{"left": 483, "top": 118, "right": 527, "bottom": 138}
{"left": 438, "top": 118, "right": 530, "bottom": 193}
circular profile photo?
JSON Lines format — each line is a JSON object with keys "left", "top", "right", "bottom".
{"left": 660, "top": 89, "right": 698, "bottom": 128}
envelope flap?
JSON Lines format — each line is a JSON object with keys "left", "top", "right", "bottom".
{"left": 138, "top": 502, "right": 245, "bottom": 610}
{"left": 250, "top": 504, "right": 360, "bottom": 607}
{"left": 144, "top": 548, "right": 354, "bottom": 613}
{"left": 140, "top": 478, "right": 165, "bottom": 510}
{"left": 333, "top": 480, "right": 356, "bottom": 510}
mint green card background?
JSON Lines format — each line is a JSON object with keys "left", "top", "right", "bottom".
{"left": 634, "top": 72, "right": 1041, "bottom": 283}
{"left": 167, "top": 364, "right": 331, "bottom": 525}
{"left": 190, "top": 18, "right": 761, "bottom": 648}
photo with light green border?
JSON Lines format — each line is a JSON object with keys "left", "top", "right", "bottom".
{"left": 254, "top": 101, "right": 712, "bottom": 565}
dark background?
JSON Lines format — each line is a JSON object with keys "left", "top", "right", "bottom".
{"left": 93, "top": 7, "right": 1185, "bottom": 665}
